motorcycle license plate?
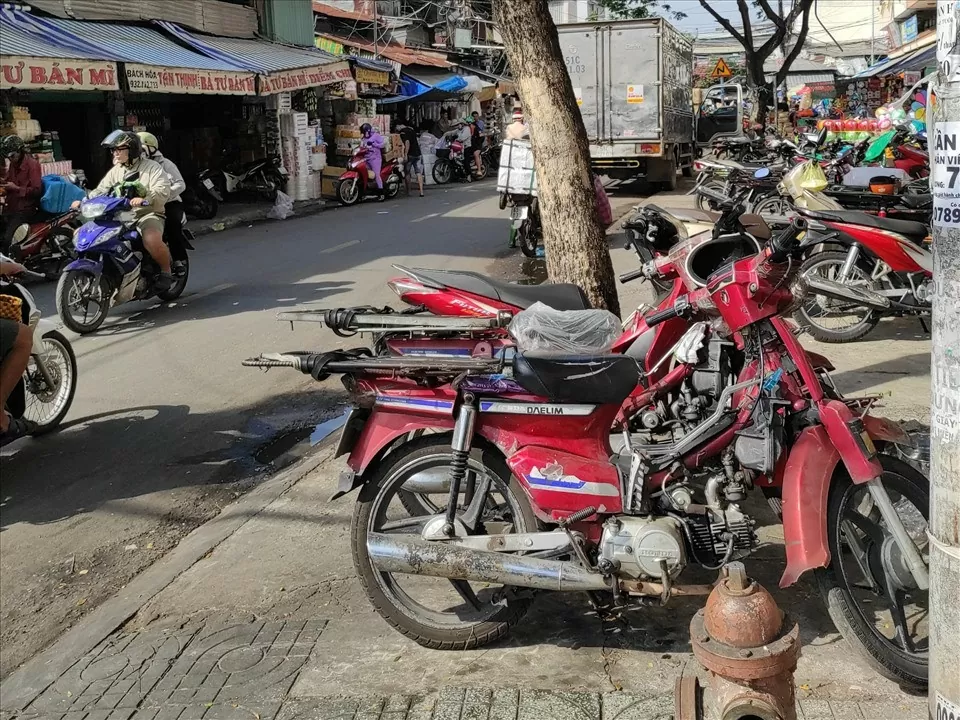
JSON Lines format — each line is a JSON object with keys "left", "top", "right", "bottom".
{"left": 277, "top": 167, "right": 289, "bottom": 177}
{"left": 511, "top": 206, "right": 529, "bottom": 220}
{"left": 202, "top": 178, "right": 215, "bottom": 189}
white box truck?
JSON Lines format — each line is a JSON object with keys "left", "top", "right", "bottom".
{"left": 557, "top": 18, "right": 743, "bottom": 188}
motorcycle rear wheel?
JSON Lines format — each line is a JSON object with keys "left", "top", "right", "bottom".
{"left": 352, "top": 436, "right": 537, "bottom": 650}
{"left": 817, "top": 455, "right": 929, "bottom": 688}
{"left": 518, "top": 221, "right": 539, "bottom": 258}
{"left": 695, "top": 181, "right": 727, "bottom": 211}
{"left": 56, "top": 270, "right": 109, "bottom": 334}
{"left": 385, "top": 177, "right": 401, "bottom": 199}
{"left": 794, "top": 251, "right": 881, "bottom": 343}
{"left": 158, "top": 255, "right": 189, "bottom": 301}
{"left": 193, "top": 193, "right": 218, "bottom": 220}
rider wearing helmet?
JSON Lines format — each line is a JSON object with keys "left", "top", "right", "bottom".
{"left": 359, "top": 123, "right": 385, "bottom": 195}
{"left": 137, "top": 132, "right": 187, "bottom": 273}
{"left": 75, "top": 131, "right": 173, "bottom": 290}
{"left": 0, "top": 135, "right": 42, "bottom": 253}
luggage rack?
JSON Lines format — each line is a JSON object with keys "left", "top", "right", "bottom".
{"left": 277, "top": 306, "right": 514, "bottom": 337}
{"left": 243, "top": 350, "right": 505, "bottom": 379}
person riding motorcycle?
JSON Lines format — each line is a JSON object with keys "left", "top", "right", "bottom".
{"left": 359, "top": 123, "right": 385, "bottom": 196}
{"left": 137, "top": 132, "right": 187, "bottom": 274}
{"left": 72, "top": 131, "right": 173, "bottom": 290}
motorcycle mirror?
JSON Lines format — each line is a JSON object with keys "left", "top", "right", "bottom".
{"left": 754, "top": 168, "right": 771, "bottom": 179}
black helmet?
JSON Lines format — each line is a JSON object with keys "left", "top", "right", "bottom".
{"left": 359, "top": 123, "right": 373, "bottom": 136}
{"left": 1, "top": 135, "right": 25, "bottom": 158}
{"left": 101, "top": 130, "right": 142, "bottom": 159}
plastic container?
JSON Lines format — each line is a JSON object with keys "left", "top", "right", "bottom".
{"left": 869, "top": 175, "right": 897, "bottom": 195}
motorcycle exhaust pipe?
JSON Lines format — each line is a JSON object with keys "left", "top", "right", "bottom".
{"left": 804, "top": 276, "right": 892, "bottom": 312}
{"left": 366, "top": 532, "right": 610, "bottom": 592}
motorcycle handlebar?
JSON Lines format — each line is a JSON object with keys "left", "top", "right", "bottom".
{"left": 768, "top": 217, "right": 809, "bottom": 262}
{"left": 619, "top": 267, "right": 646, "bottom": 284}
{"left": 644, "top": 295, "right": 690, "bottom": 328}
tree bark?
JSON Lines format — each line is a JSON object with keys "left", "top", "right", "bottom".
{"left": 493, "top": 1, "right": 620, "bottom": 316}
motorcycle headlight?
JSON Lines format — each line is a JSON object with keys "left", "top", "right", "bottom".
{"left": 81, "top": 201, "right": 108, "bottom": 219}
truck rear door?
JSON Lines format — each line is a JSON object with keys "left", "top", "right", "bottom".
{"left": 606, "top": 23, "right": 660, "bottom": 146}
{"left": 561, "top": 28, "right": 602, "bottom": 142}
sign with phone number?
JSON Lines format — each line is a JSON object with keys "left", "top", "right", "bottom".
{"left": 937, "top": 692, "right": 960, "bottom": 720}
{"left": 934, "top": 121, "right": 960, "bottom": 227}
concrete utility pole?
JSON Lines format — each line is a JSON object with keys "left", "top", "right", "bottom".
{"left": 929, "top": 2, "right": 960, "bottom": 718}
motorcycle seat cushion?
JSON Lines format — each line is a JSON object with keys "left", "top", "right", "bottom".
{"left": 512, "top": 353, "right": 640, "bottom": 404}
{"left": 798, "top": 208, "right": 928, "bottom": 241}
{"left": 900, "top": 193, "right": 932, "bottom": 210}
{"left": 408, "top": 268, "right": 591, "bottom": 311}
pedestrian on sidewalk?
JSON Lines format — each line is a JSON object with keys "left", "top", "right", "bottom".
{"left": 396, "top": 121, "right": 424, "bottom": 197}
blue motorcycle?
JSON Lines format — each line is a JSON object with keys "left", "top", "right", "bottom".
{"left": 56, "top": 174, "right": 191, "bottom": 334}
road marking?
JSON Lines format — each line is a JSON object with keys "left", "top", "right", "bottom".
{"left": 187, "top": 283, "right": 234, "bottom": 302}
{"left": 321, "top": 239, "right": 361, "bottom": 254}
{"left": 412, "top": 212, "right": 439, "bottom": 223}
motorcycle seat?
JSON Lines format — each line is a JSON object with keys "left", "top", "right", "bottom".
{"left": 659, "top": 209, "right": 772, "bottom": 240}
{"left": 797, "top": 208, "right": 928, "bottom": 242}
{"left": 512, "top": 353, "right": 640, "bottom": 404}
{"left": 900, "top": 193, "right": 932, "bottom": 210}
{"left": 407, "top": 268, "right": 591, "bottom": 311}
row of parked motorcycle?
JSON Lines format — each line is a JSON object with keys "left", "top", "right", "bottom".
{"left": 672, "top": 122, "right": 932, "bottom": 344}
{"left": 242, "top": 169, "right": 932, "bottom": 690}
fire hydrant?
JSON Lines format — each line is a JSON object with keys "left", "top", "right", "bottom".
{"left": 674, "top": 561, "right": 801, "bottom": 720}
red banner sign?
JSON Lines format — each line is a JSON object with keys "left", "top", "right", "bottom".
{"left": 125, "top": 63, "right": 256, "bottom": 95}
{"left": 259, "top": 61, "right": 353, "bottom": 95}
{"left": 0, "top": 56, "right": 118, "bottom": 91}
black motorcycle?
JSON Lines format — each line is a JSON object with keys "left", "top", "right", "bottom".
{"left": 181, "top": 172, "right": 220, "bottom": 220}
{"left": 207, "top": 156, "right": 288, "bottom": 202}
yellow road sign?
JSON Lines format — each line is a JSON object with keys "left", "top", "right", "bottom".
{"left": 711, "top": 57, "right": 733, "bottom": 79}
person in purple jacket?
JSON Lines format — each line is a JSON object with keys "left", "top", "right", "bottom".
{"left": 360, "top": 123, "right": 385, "bottom": 195}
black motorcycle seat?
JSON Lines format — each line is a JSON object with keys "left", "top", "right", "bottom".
{"left": 512, "top": 353, "right": 640, "bottom": 404}
{"left": 409, "top": 268, "right": 591, "bottom": 311}
{"left": 797, "top": 208, "right": 928, "bottom": 241}
{"left": 900, "top": 193, "right": 932, "bottom": 210}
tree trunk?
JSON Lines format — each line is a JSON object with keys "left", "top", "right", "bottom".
{"left": 493, "top": 1, "right": 620, "bottom": 316}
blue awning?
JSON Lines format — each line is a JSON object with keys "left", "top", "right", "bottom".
{"left": 378, "top": 69, "right": 467, "bottom": 105}
{"left": 0, "top": 8, "right": 246, "bottom": 71}
{"left": 853, "top": 55, "right": 898, "bottom": 78}
{"left": 156, "top": 20, "right": 343, "bottom": 74}
{"left": 0, "top": 12, "right": 103, "bottom": 58}
{"left": 886, "top": 45, "right": 937, "bottom": 75}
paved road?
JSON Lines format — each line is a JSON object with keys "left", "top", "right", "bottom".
{"left": 0, "top": 180, "right": 539, "bottom": 679}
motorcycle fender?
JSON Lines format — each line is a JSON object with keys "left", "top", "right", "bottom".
{"left": 63, "top": 258, "right": 103, "bottom": 276}
{"left": 779, "top": 409, "right": 891, "bottom": 588}
{"left": 779, "top": 425, "right": 841, "bottom": 588}
{"left": 819, "top": 399, "right": 883, "bottom": 484}
{"left": 31, "top": 318, "right": 58, "bottom": 354}
{"left": 338, "top": 408, "right": 455, "bottom": 499}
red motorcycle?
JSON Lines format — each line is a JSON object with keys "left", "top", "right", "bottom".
{"left": 249, "top": 216, "right": 929, "bottom": 687}
{"left": 335, "top": 146, "right": 402, "bottom": 206}
{"left": 791, "top": 204, "right": 932, "bottom": 343}
{"left": 6, "top": 209, "right": 79, "bottom": 278}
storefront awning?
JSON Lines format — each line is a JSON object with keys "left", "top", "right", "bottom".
{"left": 0, "top": 7, "right": 257, "bottom": 94}
{"left": 378, "top": 69, "right": 469, "bottom": 105}
{"left": 0, "top": 12, "right": 119, "bottom": 90}
{"left": 885, "top": 46, "right": 937, "bottom": 75}
{"left": 156, "top": 21, "right": 354, "bottom": 94}
{"left": 853, "top": 55, "right": 901, "bottom": 78}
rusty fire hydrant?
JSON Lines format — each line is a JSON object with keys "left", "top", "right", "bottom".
{"left": 674, "top": 562, "right": 801, "bottom": 720}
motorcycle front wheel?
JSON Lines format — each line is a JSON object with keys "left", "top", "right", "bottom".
{"left": 794, "top": 251, "right": 881, "bottom": 343}
{"left": 817, "top": 455, "right": 929, "bottom": 688}
{"left": 432, "top": 159, "right": 452, "bottom": 185}
{"left": 338, "top": 179, "right": 361, "bottom": 206}
{"left": 23, "top": 330, "right": 77, "bottom": 434}
{"left": 352, "top": 436, "right": 537, "bottom": 650}
{"left": 56, "top": 270, "right": 109, "bottom": 334}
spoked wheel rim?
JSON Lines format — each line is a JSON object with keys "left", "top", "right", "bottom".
{"left": 754, "top": 197, "right": 793, "bottom": 216}
{"left": 800, "top": 258, "right": 877, "bottom": 333}
{"left": 695, "top": 181, "right": 726, "bottom": 211}
{"left": 23, "top": 336, "right": 74, "bottom": 429}
{"left": 433, "top": 161, "right": 451, "bottom": 185}
{"left": 368, "top": 452, "right": 530, "bottom": 629}
{"left": 64, "top": 274, "right": 107, "bottom": 329}
{"left": 833, "top": 471, "right": 928, "bottom": 662}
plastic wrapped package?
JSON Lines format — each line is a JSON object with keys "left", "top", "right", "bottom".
{"left": 497, "top": 139, "right": 538, "bottom": 196}
{"left": 508, "top": 302, "right": 621, "bottom": 355}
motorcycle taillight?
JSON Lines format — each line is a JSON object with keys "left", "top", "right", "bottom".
{"left": 387, "top": 278, "right": 439, "bottom": 299}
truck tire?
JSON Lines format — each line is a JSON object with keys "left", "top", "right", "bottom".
{"left": 660, "top": 154, "right": 679, "bottom": 192}
{"left": 681, "top": 145, "right": 693, "bottom": 177}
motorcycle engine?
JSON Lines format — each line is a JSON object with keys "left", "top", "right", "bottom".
{"left": 599, "top": 516, "right": 686, "bottom": 579}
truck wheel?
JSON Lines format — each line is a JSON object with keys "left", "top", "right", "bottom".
{"left": 660, "top": 155, "right": 679, "bottom": 192}
{"left": 681, "top": 148, "right": 693, "bottom": 177}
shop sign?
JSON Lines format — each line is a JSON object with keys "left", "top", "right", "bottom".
{"left": 355, "top": 67, "right": 389, "bottom": 86}
{"left": 932, "top": 121, "right": 960, "bottom": 227}
{"left": 125, "top": 63, "right": 255, "bottom": 95}
{"left": 901, "top": 14, "right": 918, "bottom": 42}
{"left": 0, "top": 55, "right": 118, "bottom": 91}
{"left": 315, "top": 37, "right": 345, "bottom": 56}
{"left": 259, "top": 61, "right": 353, "bottom": 94}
